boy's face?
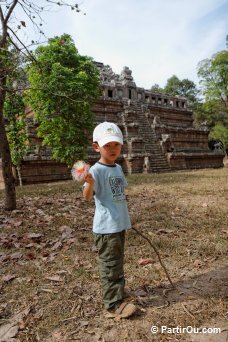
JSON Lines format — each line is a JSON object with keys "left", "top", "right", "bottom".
{"left": 92, "top": 141, "right": 122, "bottom": 164}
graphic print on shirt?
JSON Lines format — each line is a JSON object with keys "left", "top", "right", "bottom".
{"left": 109, "top": 176, "right": 125, "bottom": 201}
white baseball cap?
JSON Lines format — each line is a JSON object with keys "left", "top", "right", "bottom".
{"left": 93, "top": 122, "right": 123, "bottom": 147}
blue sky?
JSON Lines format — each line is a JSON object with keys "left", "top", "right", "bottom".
{"left": 13, "top": 0, "right": 228, "bottom": 89}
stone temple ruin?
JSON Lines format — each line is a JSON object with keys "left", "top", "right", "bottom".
{"left": 0, "top": 63, "right": 225, "bottom": 187}
{"left": 90, "top": 63, "right": 224, "bottom": 174}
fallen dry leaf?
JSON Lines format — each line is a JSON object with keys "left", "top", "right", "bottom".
{"left": 51, "top": 241, "right": 63, "bottom": 250}
{"left": 9, "top": 252, "right": 22, "bottom": 260}
{"left": 157, "top": 228, "right": 174, "bottom": 234}
{"left": 138, "top": 258, "right": 154, "bottom": 266}
{"left": 193, "top": 259, "right": 204, "bottom": 268}
{"left": 0, "top": 322, "right": 18, "bottom": 341}
{"left": 60, "top": 226, "right": 74, "bottom": 240}
{"left": 134, "top": 287, "right": 148, "bottom": 297}
{"left": 24, "top": 252, "right": 36, "bottom": 260}
{"left": 51, "top": 329, "right": 65, "bottom": 341}
{"left": 13, "top": 221, "right": 23, "bottom": 227}
{"left": 26, "top": 233, "right": 43, "bottom": 240}
{"left": 18, "top": 320, "right": 26, "bottom": 330}
{"left": 11, "top": 306, "right": 31, "bottom": 323}
{"left": 79, "top": 320, "right": 89, "bottom": 327}
{"left": 2, "top": 274, "right": 16, "bottom": 283}
{"left": 0, "top": 306, "right": 31, "bottom": 340}
{"left": 45, "top": 275, "right": 63, "bottom": 282}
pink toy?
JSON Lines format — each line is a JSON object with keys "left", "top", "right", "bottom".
{"left": 71, "top": 161, "right": 90, "bottom": 181}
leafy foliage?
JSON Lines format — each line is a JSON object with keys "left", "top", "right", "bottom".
{"left": 3, "top": 47, "right": 29, "bottom": 169}
{"left": 194, "top": 100, "right": 228, "bottom": 128}
{"left": 0, "top": 1, "right": 86, "bottom": 210}
{"left": 196, "top": 48, "right": 228, "bottom": 150}
{"left": 209, "top": 123, "right": 228, "bottom": 152}
{"left": 164, "top": 75, "right": 199, "bottom": 106}
{"left": 150, "top": 83, "right": 164, "bottom": 93}
{"left": 25, "top": 34, "right": 100, "bottom": 166}
{"left": 4, "top": 94, "right": 29, "bottom": 168}
{"left": 197, "top": 50, "right": 228, "bottom": 102}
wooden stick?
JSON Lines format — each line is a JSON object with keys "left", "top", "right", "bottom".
{"left": 132, "top": 226, "right": 175, "bottom": 288}
{"left": 181, "top": 303, "right": 196, "bottom": 320}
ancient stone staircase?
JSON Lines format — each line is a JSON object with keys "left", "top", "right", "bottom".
{"left": 122, "top": 101, "right": 171, "bottom": 172}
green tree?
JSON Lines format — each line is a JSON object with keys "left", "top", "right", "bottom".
{"left": 150, "top": 83, "right": 164, "bottom": 93}
{"left": 196, "top": 48, "right": 228, "bottom": 149}
{"left": 25, "top": 34, "right": 100, "bottom": 166}
{"left": 164, "top": 75, "right": 180, "bottom": 95}
{"left": 0, "top": 1, "right": 84, "bottom": 210}
{"left": 3, "top": 45, "right": 29, "bottom": 187}
{"left": 4, "top": 94, "right": 29, "bottom": 186}
{"left": 164, "top": 75, "right": 199, "bottom": 106}
{"left": 194, "top": 100, "right": 228, "bottom": 128}
{"left": 197, "top": 50, "right": 228, "bottom": 102}
{"left": 209, "top": 123, "right": 228, "bottom": 152}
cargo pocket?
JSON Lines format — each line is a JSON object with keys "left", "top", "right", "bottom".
{"left": 105, "top": 259, "right": 124, "bottom": 281}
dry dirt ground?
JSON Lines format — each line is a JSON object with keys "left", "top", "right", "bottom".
{"left": 0, "top": 166, "right": 227, "bottom": 341}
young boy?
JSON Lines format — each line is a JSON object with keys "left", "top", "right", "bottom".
{"left": 83, "top": 122, "right": 137, "bottom": 318}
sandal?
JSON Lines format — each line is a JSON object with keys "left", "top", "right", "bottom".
{"left": 106, "top": 301, "right": 137, "bottom": 319}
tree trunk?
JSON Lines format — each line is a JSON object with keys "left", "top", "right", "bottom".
{"left": 0, "top": 0, "right": 21, "bottom": 210}
{"left": 16, "top": 166, "right": 23, "bottom": 187}
{"left": 0, "top": 80, "right": 16, "bottom": 210}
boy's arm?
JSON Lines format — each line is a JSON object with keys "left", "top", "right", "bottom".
{"left": 83, "top": 173, "right": 95, "bottom": 201}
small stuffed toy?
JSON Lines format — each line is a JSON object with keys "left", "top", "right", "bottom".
{"left": 71, "top": 161, "right": 90, "bottom": 181}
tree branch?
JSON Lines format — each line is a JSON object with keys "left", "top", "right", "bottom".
{"left": 4, "top": 0, "right": 19, "bottom": 25}
{"left": 6, "top": 33, "right": 28, "bottom": 60}
{"left": 18, "top": 0, "right": 46, "bottom": 37}
{"left": 1, "top": 84, "right": 85, "bottom": 103}
{"left": 7, "top": 26, "right": 38, "bottom": 64}
{"left": 132, "top": 226, "right": 175, "bottom": 288}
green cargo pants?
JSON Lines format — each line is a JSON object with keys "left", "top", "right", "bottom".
{"left": 93, "top": 231, "right": 125, "bottom": 309}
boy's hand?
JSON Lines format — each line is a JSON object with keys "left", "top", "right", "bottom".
{"left": 84, "top": 173, "right": 94, "bottom": 185}
{"left": 83, "top": 173, "right": 94, "bottom": 201}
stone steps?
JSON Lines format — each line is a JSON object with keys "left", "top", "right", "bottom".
{"left": 121, "top": 101, "right": 171, "bottom": 172}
